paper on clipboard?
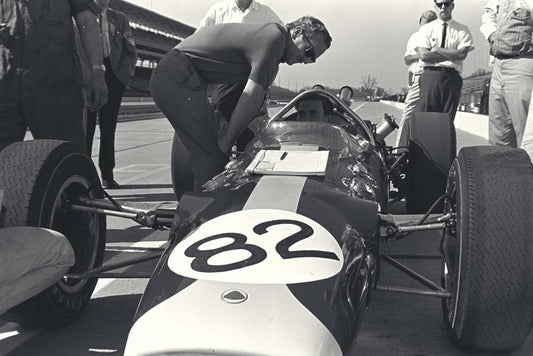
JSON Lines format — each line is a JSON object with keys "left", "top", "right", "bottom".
{"left": 246, "top": 150, "right": 329, "bottom": 176}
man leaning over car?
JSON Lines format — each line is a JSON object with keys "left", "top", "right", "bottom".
{"left": 150, "top": 16, "right": 332, "bottom": 191}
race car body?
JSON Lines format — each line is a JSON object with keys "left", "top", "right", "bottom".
{"left": 125, "top": 94, "right": 385, "bottom": 355}
{"left": 1, "top": 88, "right": 530, "bottom": 355}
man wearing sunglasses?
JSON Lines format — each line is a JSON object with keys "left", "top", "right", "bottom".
{"left": 481, "top": 0, "right": 533, "bottom": 160}
{"left": 414, "top": 0, "right": 474, "bottom": 121}
{"left": 150, "top": 16, "right": 331, "bottom": 191}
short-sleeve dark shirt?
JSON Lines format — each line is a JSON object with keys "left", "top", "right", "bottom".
{"left": 176, "top": 22, "right": 288, "bottom": 89}
{"left": 0, "top": 0, "right": 99, "bottom": 88}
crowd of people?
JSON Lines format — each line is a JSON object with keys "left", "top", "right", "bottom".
{"left": 1, "top": 0, "right": 532, "bottom": 324}
{"left": 399, "top": 0, "right": 533, "bottom": 161}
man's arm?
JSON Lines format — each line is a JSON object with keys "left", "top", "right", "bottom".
{"left": 430, "top": 46, "right": 471, "bottom": 61}
{"left": 480, "top": 0, "right": 498, "bottom": 41}
{"left": 404, "top": 53, "right": 419, "bottom": 65}
{"left": 74, "top": 9, "right": 108, "bottom": 111}
{"left": 121, "top": 13, "right": 138, "bottom": 77}
{"left": 417, "top": 46, "right": 445, "bottom": 62}
{"left": 218, "top": 79, "right": 266, "bottom": 154}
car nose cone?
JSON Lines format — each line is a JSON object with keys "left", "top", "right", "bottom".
{"left": 222, "top": 289, "right": 248, "bottom": 304}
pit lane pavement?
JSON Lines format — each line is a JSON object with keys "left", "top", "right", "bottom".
{"left": 1, "top": 101, "right": 531, "bottom": 355}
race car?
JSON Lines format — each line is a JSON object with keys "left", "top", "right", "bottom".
{"left": 0, "top": 88, "right": 531, "bottom": 355}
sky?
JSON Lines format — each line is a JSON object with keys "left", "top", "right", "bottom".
{"left": 125, "top": 0, "right": 490, "bottom": 93}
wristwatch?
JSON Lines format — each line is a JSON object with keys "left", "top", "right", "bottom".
{"left": 91, "top": 64, "right": 106, "bottom": 72}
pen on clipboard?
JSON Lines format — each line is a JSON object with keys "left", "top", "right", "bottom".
{"left": 280, "top": 151, "right": 288, "bottom": 160}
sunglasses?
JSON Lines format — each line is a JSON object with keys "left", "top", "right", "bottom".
{"left": 302, "top": 33, "right": 317, "bottom": 63}
{"left": 435, "top": 1, "right": 452, "bottom": 8}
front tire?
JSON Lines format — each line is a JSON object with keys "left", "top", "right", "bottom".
{"left": 441, "top": 146, "right": 533, "bottom": 352}
{"left": 0, "top": 140, "right": 106, "bottom": 326}
{"left": 406, "top": 112, "right": 455, "bottom": 213}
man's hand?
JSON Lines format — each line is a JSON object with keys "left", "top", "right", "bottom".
{"left": 87, "top": 70, "right": 108, "bottom": 111}
{"left": 214, "top": 110, "right": 231, "bottom": 155}
{"left": 0, "top": 24, "right": 10, "bottom": 45}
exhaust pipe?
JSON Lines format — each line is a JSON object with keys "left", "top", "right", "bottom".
{"left": 375, "top": 114, "right": 399, "bottom": 141}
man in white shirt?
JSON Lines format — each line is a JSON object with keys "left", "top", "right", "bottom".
{"left": 415, "top": 0, "right": 474, "bottom": 121}
{"left": 198, "top": 0, "right": 281, "bottom": 29}
{"left": 396, "top": 10, "right": 437, "bottom": 150}
{"left": 197, "top": 0, "right": 282, "bottom": 151}
{"left": 481, "top": 0, "right": 533, "bottom": 160}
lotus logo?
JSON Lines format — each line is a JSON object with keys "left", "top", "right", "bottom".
{"left": 221, "top": 289, "right": 248, "bottom": 304}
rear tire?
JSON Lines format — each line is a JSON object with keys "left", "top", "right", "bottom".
{"left": 170, "top": 132, "right": 194, "bottom": 200}
{"left": 441, "top": 146, "right": 533, "bottom": 351}
{"left": 0, "top": 140, "right": 106, "bottom": 326}
{"left": 406, "top": 112, "right": 455, "bottom": 213}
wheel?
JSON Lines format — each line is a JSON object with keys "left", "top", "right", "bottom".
{"left": 406, "top": 112, "right": 455, "bottom": 213}
{"left": 0, "top": 140, "right": 106, "bottom": 326}
{"left": 170, "top": 132, "right": 194, "bottom": 200}
{"left": 441, "top": 146, "right": 533, "bottom": 352}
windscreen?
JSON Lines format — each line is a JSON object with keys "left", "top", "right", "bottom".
{"left": 248, "top": 121, "right": 369, "bottom": 158}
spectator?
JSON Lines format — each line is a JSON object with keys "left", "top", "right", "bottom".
{"left": 0, "top": 0, "right": 108, "bottom": 152}
{"left": 415, "top": 0, "right": 474, "bottom": 121}
{"left": 479, "top": 74, "right": 491, "bottom": 115}
{"left": 395, "top": 10, "right": 437, "bottom": 150}
{"left": 85, "top": 0, "right": 138, "bottom": 189}
{"left": 197, "top": 0, "right": 283, "bottom": 152}
{"left": 198, "top": 0, "right": 281, "bottom": 29}
{"left": 150, "top": 17, "right": 332, "bottom": 191}
{"left": 481, "top": 0, "right": 533, "bottom": 149}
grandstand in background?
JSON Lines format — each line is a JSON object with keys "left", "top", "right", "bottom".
{"left": 109, "top": 0, "right": 195, "bottom": 96}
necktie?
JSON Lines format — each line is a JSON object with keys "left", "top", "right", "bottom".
{"left": 100, "top": 12, "right": 111, "bottom": 58}
{"left": 441, "top": 22, "right": 447, "bottom": 48}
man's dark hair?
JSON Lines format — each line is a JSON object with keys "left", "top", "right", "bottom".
{"left": 287, "top": 16, "right": 332, "bottom": 49}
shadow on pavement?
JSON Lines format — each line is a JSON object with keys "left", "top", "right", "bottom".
{"left": 8, "top": 294, "right": 141, "bottom": 356}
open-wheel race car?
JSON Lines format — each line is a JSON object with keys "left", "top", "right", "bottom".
{"left": 0, "top": 88, "right": 532, "bottom": 355}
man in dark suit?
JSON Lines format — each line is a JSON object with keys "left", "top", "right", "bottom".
{"left": 86, "top": 0, "right": 137, "bottom": 188}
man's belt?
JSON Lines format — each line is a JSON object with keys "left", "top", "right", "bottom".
{"left": 494, "top": 53, "right": 521, "bottom": 60}
{"left": 424, "top": 66, "right": 457, "bottom": 73}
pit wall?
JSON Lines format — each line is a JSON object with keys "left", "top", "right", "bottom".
{"left": 381, "top": 100, "right": 489, "bottom": 141}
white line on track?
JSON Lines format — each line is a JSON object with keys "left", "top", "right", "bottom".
{"left": 0, "top": 322, "right": 41, "bottom": 354}
{"left": 116, "top": 165, "right": 169, "bottom": 186}
{"left": 353, "top": 101, "right": 368, "bottom": 111}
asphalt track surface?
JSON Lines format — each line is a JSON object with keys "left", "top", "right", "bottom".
{"left": 1, "top": 101, "right": 532, "bottom": 355}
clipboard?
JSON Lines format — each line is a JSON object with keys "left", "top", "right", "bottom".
{"left": 246, "top": 150, "right": 329, "bottom": 176}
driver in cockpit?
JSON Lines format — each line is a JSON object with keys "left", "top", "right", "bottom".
{"left": 296, "top": 94, "right": 338, "bottom": 123}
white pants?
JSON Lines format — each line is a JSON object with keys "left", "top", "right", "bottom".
{"left": 489, "top": 57, "right": 533, "bottom": 147}
{"left": 522, "top": 100, "right": 533, "bottom": 162}
{"left": 396, "top": 74, "right": 420, "bottom": 150}
{"left": 0, "top": 227, "right": 75, "bottom": 315}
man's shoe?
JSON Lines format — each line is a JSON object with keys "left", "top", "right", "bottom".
{"left": 102, "top": 177, "right": 120, "bottom": 189}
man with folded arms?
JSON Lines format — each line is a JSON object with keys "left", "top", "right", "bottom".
{"left": 415, "top": 0, "right": 474, "bottom": 121}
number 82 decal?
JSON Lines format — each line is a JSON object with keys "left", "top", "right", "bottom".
{"left": 169, "top": 209, "right": 343, "bottom": 284}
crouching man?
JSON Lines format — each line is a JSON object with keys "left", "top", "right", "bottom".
{"left": 0, "top": 227, "right": 74, "bottom": 315}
